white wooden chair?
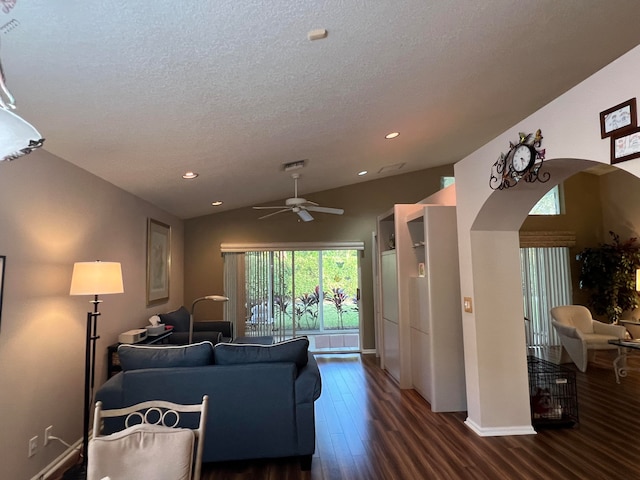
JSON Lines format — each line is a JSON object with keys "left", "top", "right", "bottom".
{"left": 87, "top": 396, "right": 208, "bottom": 480}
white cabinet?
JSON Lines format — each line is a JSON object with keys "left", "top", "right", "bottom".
{"left": 376, "top": 204, "right": 422, "bottom": 388}
{"left": 409, "top": 206, "right": 466, "bottom": 412}
{"left": 381, "top": 251, "right": 400, "bottom": 381}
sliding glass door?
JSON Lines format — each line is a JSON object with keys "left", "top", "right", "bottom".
{"left": 224, "top": 245, "right": 362, "bottom": 352}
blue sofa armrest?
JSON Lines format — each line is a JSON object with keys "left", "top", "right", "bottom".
{"left": 194, "top": 320, "right": 233, "bottom": 341}
{"left": 295, "top": 352, "right": 322, "bottom": 404}
{"left": 168, "top": 330, "right": 222, "bottom": 345}
{"left": 96, "top": 373, "right": 124, "bottom": 407}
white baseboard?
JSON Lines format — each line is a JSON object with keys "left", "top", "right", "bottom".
{"left": 30, "top": 437, "right": 82, "bottom": 480}
{"left": 464, "top": 417, "right": 537, "bottom": 437}
{"left": 361, "top": 348, "right": 376, "bottom": 355}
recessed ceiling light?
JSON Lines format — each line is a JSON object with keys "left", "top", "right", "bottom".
{"left": 385, "top": 132, "right": 400, "bottom": 139}
{"left": 182, "top": 171, "right": 199, "bottom": 179}
{"left": 211, "top": 201, "right": 223, "bottom": 206}
{"left": 358, "top": 170, "right": 368, "bottom": 176}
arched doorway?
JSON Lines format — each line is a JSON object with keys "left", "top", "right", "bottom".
{"left": 458, "top": 158, "right": 634, "bottom": 436}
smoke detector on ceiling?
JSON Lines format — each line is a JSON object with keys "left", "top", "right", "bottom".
{"left": 282, "top": 159, "right": 307, "bottom": 172}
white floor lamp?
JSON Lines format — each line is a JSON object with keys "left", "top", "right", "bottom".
{"left": 65, "top": 261, "right": 124, "bottom": 479}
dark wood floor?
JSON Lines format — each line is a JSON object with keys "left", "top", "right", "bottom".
{"left": 202, "top": 351, "right": 640, "bottom": 480}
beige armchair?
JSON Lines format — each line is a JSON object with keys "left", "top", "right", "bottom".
{"left": 550, "top": 305, "right": 626, "bottom": 372}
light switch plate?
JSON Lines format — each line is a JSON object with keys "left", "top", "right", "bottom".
{"left": 463, "top": 297, "right": 473, "bottom": 313}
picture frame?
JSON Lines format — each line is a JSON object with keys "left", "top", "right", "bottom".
{"left": 600, "top": 98, "right": 637, "bottom": 138}
{"left": 0, "top": 256, "right": 5, "bottom": 331}
{"left": 611, "top": 126, "right": 640, "bottom": 164}
{"left": 418, "top": 262, "right": 425, "bottom": 277}
{"left": 146, "top": 219, "right": 171, "bottom": 305}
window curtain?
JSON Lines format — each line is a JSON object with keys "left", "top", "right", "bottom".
{"left": 223, "top": 250, "right": 291, "bottom": 341}
{"left": 520, "top": 246, "right": 572, "bottom": 347}
{"left": 223, "top": 252, "right": 243, "bottom": 335}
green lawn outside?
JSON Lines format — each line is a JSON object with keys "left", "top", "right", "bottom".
{"left": 276, "top": 301, "right": 359, "bottom": 331}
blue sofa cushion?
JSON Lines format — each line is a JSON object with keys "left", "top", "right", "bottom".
{"left": 158, "top": 306, "right": 190, "bottom": 332}
{"left": 118, "top": 341, "right": 214, "bottom": 371}
{"left": 213, "top": 336, "right": 309, "bottom": 368}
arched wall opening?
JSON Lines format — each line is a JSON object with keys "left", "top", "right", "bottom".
{"left": 453, "top": 43, "right": 640, "bottom": 436}
{"left": 462, "top": 157, "right": 640, "bottom": 436}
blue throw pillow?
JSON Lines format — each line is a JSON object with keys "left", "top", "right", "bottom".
{"left": 118, "top": 341, "right": 214, "bottom": 371}
{"left": 213, "top": 337, "right": 309, "bottom": 368}
{"left": 158, "top": 306, "right": 190, "bottom": 332}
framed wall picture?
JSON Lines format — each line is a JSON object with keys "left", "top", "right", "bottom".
{"left": 611, "top": 126, "right": 640, "bottom": 164}
{"left": 146, "top": 219, "right": 171, "bottom": 305}
{"left": 0, "top": 256, "right": 5, "bottom": 330}
{"left": 600, "top": 98, "right": 637, "bottom": 138}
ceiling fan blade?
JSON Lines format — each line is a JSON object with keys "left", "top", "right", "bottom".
{"left": 253, "top": 205, "right": 288, "bottom": 210}
{"left": 306, "top": 206, "right": 344, "bottom": 215}
{"left": 302, "top": 200, "right": 319, "bottom": 206}
{"left": 297, "top": 209, "right": 314, "bottom": 222}
{"left": 258, "top": 209, "right": 290, "bottom": 220}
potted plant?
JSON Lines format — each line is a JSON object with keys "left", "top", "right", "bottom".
{"left": 576, "top": 231, "right": 640, "bottom": 323}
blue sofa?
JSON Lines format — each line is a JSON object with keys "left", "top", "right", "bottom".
{"left": 95, "top": 337, "right": 321, "bottom": 470}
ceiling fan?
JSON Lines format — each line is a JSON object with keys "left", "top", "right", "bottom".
{"left": 253, "top": 173, "right": 344, "bottom": 222}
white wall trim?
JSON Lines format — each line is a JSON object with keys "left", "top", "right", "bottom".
{"left": 464, "top": 418, "right": 536, "bottom": 437}
{"left": 30, "top": 437, "right": 82, "bottom": 480}
{"left": 361, "top": 348, "right": 377, "bottom": 355}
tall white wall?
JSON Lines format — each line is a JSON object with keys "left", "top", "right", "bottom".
{"left": 0, "top": 150, "right": 184, "bottom": 479}
{"left": 455, "top": 44, "right": 640, "bottom": 435}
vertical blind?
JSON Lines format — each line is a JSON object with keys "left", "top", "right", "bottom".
{"left": 520, "top": 246, "right": 572, "bottom": 346}
{"left": 224, "top": 251, "right": 291, "bottom": 341}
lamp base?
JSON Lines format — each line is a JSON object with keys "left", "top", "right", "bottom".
{"left": 62, "top": 462, "right": 86, "bottom": 480}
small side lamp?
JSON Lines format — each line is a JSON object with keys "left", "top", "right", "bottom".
{"left": 190, "top": 295, "right": 229, "bottom": 343}
{"left": 636, "top": 268, "right": 640, "bottom": 292}
{"left": 66, "top": 261, "right": 123, "bottom": 479}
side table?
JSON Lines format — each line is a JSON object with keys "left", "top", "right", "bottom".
{"left": 609, "top": 338, "right": 640, "bottom": 383}
{"left": 107, "top": 330, "right": 173, "bottom": 377}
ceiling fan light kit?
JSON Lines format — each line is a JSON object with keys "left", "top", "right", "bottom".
{"left": 253, "top": 173, "right": 344, "bottom": 222}
{"left": 0, "top": 41, "right": 44, "bottom": 162}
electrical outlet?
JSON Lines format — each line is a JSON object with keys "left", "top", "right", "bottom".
{"left": 44, "top": 426, "right": 53, "bottom": 446}
{"left": 28, "top": 436, "right": 38, "bottom": 457}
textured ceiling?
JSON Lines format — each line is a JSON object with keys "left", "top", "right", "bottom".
{"left": 3, "top": 1, "right": 640, "bottom": 218}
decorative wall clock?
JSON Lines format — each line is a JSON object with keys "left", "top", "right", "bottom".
{"left": 489, "top": 129, "right": 550, "bottom": 190}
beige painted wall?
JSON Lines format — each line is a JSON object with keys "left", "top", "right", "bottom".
{"left": 0, "top": 150, "right": 184, "bottom": 479}
{"left": 599, "top": 168, "right": 640, "bottom": 240}
{"left": 455, "top": 44, "right": 640, "bottom": 436}
{"left": 184, "top": 165, "right": 453, "bottom": 350}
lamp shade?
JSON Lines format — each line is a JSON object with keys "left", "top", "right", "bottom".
{"left": 637, "top": 268, "right": 640, "bottom": 292}
{"left": 0, "top": 107, "right": 44, "bottom": 162}
{"left": 70, "top": 261, "right": 124, "bottom": 296}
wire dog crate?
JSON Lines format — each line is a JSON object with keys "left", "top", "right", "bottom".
{"left": 527, "top": 356, "right": 579, "bottom": 428}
